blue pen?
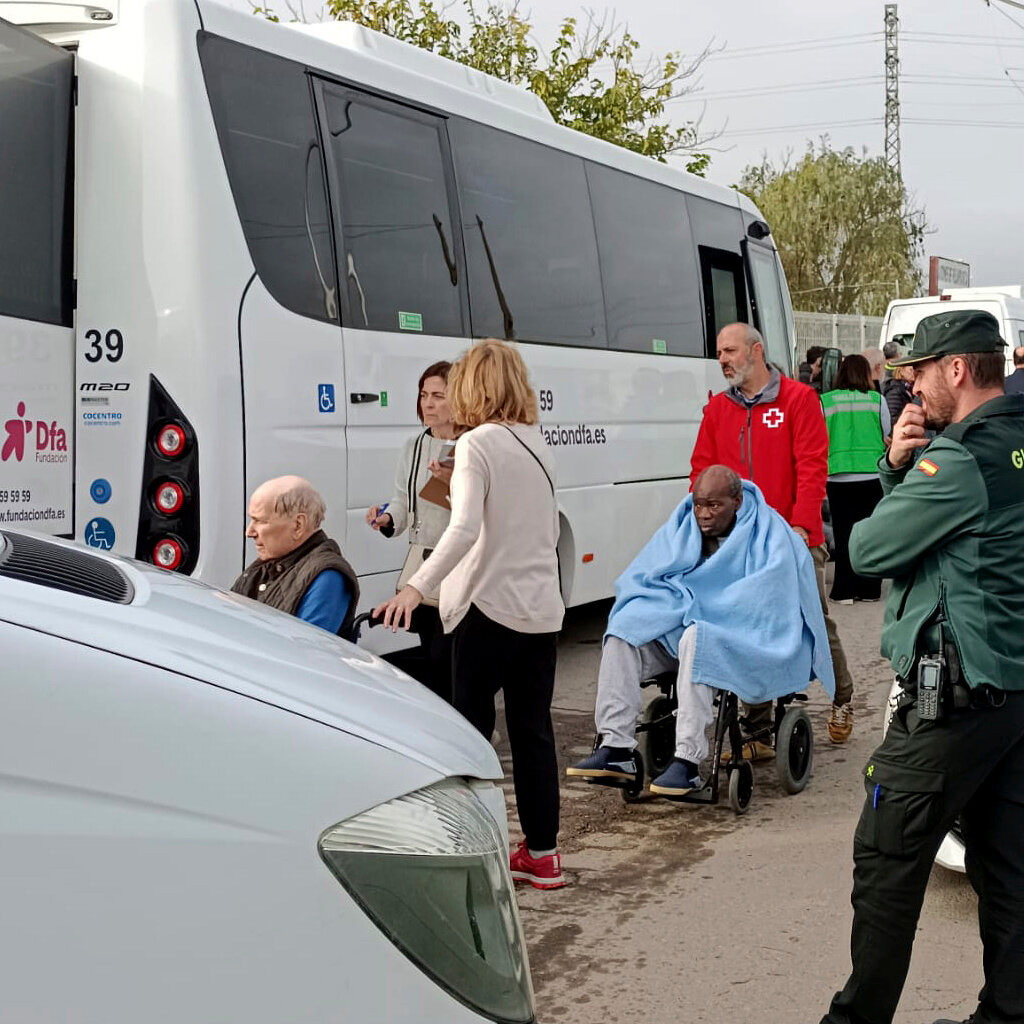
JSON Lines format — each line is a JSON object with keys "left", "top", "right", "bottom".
{"left": 374, "top": 502, "right": 390, "bottom": 524}
{"left": 873, "top": 783, "right": 881, "bottom": 809}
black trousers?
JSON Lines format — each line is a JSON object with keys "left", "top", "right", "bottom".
{"left": 822, "top": 689, "right": 1024, "bottom": 1024}
{"left": 410, "top": 604, "right": 453, "bottom": 704}
{"left": 827, "top": 478, "right": 883, "bottom": 601}
{"left": 451, "top": 604, "right": 560, "bottom": 851}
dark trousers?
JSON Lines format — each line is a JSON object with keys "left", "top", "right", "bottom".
{"left": 822, "top": 690, "right": 1024, "bottom": 1024}
{"left": 827, "top": 479, "right": 883, "bottom": 601}
{"left": 410, "top": 604, "right": 453, "bottom": 704}
{"left": 451, "top": 604, "right": 560, "bottom": 851}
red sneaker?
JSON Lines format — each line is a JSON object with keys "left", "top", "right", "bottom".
{"left": 509, "top": 841, "right": 565, "bottom": 890}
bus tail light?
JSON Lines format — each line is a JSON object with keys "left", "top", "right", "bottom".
{"left": 153, "top": 480, "right": 186, "bottom": 516}
{"left": 136, "top": 376, "right": 199, "bottom": 574}
{"left": 152, "top": 537, "right": 184, "bottom": 570}
{"left": 155, "top": 423, "right": 187, "bottom": 458}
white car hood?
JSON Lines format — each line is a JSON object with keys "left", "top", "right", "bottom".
{"left": 0, "top": 538, "right": 501, "bottom": 782}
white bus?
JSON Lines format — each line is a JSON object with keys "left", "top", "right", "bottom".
{"left": 0, "top": 0, "right": 796, "bottom": 644}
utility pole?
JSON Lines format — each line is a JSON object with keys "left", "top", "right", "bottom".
{"left": 884, "top": 4, "right": 901, "bottom": 179}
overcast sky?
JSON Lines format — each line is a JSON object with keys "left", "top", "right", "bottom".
{"left": 231, "top": 0, "right": 1024, "bottom": 294}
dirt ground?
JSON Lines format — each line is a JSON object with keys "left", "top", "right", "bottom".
{"left": 492, "top": 591, "right": 984, "bottom": 1024}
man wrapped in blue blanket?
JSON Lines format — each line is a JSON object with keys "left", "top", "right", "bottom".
{"left": 567, "top": 465, "right": 835, "bottom": 796}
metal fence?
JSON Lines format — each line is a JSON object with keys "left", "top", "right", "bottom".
{"left": 794, "top": 311, "right": 885, "bottom": 357}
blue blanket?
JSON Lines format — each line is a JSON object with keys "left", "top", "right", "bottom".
{"left": 606, "top": 481, "right": 835, "bottom": 702}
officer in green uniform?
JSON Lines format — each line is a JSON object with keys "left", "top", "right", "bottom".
{"left": 819, "top": 310, "right": 1024, "bottom": 1024}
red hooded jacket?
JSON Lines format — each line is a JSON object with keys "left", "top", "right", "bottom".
{"left": 690, "top": 369, "right": 828, "bottom": 547}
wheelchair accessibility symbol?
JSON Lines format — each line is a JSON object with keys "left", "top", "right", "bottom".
{"left": 84, "top": 517, "right": 115, "bottom": 550}
{"left": 318, "top": 384, "right": 336, "bottom": 414}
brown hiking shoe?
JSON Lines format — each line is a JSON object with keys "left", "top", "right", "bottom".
{"left": 721, "top": 739, "right": 775, "bottom": 763}
{"left": 828, "top": 702, "right": 854, "bottom": 744}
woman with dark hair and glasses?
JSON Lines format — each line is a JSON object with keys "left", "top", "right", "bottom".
{"left": 365, "top": 360, "right": 456, "bottom": 701}
{"left": 821, "top": 353, "right": 892, "bottom": 604}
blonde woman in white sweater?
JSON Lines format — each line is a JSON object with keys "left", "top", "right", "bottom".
{"left": 375, "top": 339, "right": 566, "bottom": 890}
{"left": 366, "top": 360, "right": 456, "bottom": 702}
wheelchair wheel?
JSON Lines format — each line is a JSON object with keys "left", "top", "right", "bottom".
{"left": 621, "top": 749, "right": 645, "bottom": 804}
{"left": 637, "top": 695, "right": 675, "bottom": 782}
{"left": 727, "top": 760, "right": 754, "bottom": 815}
{"left": 775, "top": 706, "right": 813, "bottom": 794}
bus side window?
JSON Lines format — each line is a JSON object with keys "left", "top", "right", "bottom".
{"left": 199, "top": 35, "right": 338, "bottom": 324}
{"left": 317, "top": 85, "right": 463, "bottom": 337}
{"left": 0, "top": 22, "right": 74, "bottom": 326}
{"left": 449, "top": 119, "right": 606, "bottom": 349}
{"left": 586, "top": 163, "right": 702, "bottom": 357}
{"left": 698, "top": 247, "right": 747, "bottom": 358}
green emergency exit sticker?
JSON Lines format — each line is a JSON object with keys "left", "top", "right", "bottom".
{"left": 652, "top": 339, "right": 668, "bottom": 354}
{"left": 398, "top": 311, "right": 423, "bottom": 332}
{"left": 380, "top": 390, "right": 389, "bottom": 408}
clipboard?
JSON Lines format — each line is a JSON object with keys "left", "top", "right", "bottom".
{"left": 418, "top": 473, "right": 451, "bottom": 509}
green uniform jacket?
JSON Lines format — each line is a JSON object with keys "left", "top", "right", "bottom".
{"left": 849, "top": 394, "right": 1024, "bottom": 690}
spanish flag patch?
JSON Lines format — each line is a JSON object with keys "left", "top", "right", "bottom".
{"left": 918, "top": 458, "right": 939, "bottom": 476}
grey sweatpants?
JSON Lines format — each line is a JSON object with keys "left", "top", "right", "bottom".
{"left": 595, "top": 627, "right": 716, "bottom": 764}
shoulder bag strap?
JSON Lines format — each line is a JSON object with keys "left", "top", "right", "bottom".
{"left": 501, "top": 424, "right": 554, "bottom": 496}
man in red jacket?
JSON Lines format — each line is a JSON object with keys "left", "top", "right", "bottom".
{"left": 690, "top": 322, "right": 854, "bottom": 743}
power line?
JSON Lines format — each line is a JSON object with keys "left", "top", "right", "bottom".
{"left": 667, "top": 76, "right": 882, "bottom": 104}
{"left": 904, "top": 98, "right": 1024, "bottom": 106}
{"left": 716, "top": 118, "right": 881, "bottom": 138}
{"left": 707, "top": 34, "right": 881, "bottom": 61}
{"left": 903, "top": 116, "right": 1024, "bottom": 127}
{"left": 902, "top": 34, "right": 1024, "bottom": 47}
{"left": 904, "top": 29, "right": 1024, "bottom": 40}
{"left": 903, "top": 74, "right": 1024, "bottom": 86}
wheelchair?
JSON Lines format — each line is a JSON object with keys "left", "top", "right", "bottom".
{"left": 590, "top": 671, "right": 815, "bottom": 815}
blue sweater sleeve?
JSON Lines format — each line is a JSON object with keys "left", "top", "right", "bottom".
{"left": 296, "top": 570, "right": 351, "bottom": 634}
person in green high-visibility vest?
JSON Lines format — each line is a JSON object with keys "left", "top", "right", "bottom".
{"left": 822, "top": 354, "right": 892, "bottom": 603}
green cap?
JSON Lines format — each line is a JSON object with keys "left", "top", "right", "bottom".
{"left": 889, "top": 309, "right": 1005, "bottom": 366}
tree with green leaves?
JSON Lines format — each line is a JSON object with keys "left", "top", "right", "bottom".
{"left": 253, "top": 0, "right": 713, "bottom": 172}
{"left": 738, "top": 143, "right": 927, "bottom": 316}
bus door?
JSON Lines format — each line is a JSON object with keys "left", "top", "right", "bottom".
{"left": 200, "top": 35, "right": 350, "bottom": 566}
{"left": 744, "top": 239, "right": 793, "bottom": 376}
{"left": 0, "top": 20, "right": 75, "bottom": 537}
{"left": 312, "top": 79, "right": 466, "bottom": 606}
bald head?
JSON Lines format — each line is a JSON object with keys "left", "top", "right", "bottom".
{"left": 245, "top": 475, "right": 326, "bottom": 560}
{"left": 693, "top": 465, "right": 742, "bottom": 537}
{"left": 1014, "top": 346, "right": 1024, "bottom": 368}
{"left": 862, "top": 347, "right": 884, "bottom": 382}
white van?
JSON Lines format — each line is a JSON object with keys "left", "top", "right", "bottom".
{"left": 880, "top": 286, "right": 1024, "bottom": 372}
{"left": 0, "top": 529, "right": 533, "bottom": 1023}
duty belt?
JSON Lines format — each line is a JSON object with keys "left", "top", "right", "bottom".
{"left": 900, "top": 669, "right": 1007, "bottom": 711}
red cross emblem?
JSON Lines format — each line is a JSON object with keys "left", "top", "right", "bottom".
{"left": 763, "top": 408, "right": 785, "bottom": 429}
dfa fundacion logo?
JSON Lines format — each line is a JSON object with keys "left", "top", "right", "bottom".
{"left": 2, "top": 401, "right": 69, "bottom": 464}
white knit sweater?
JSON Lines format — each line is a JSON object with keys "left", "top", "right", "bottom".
{"left": 408, "top": 422, "right": 564, "bottom": 635}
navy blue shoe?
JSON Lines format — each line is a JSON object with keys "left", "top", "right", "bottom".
{"left": 650, "top": 758, "right": 702, "bottom": 796}
{"left": 566, "top": 746, "right": 637, "bottom": 781}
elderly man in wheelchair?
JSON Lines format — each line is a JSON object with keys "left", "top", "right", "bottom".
{"left": 567, "top": 465, "right": 835, "bottom": 806}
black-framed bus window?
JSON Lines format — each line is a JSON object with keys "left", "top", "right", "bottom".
{"left": 586, "top": 162, "right": 702, "bottom": 357}
{"left": 0, "top": 21, "right": 74, "bottom": 326}
{"left": 449, "top": 118, "right": 607, "bottom": 348}
{"left": 198, "top": 33, "right": 338, "bottom": 323}
{"left": 316, "top": 82, "right": 464, "bottom": 337}
{"left": 698, "top": 247, "right": 748, "bottom": 358}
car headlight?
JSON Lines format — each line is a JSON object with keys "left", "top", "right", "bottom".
{"left": 318, "top": 778, "right": 534, "bottom": 1023}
